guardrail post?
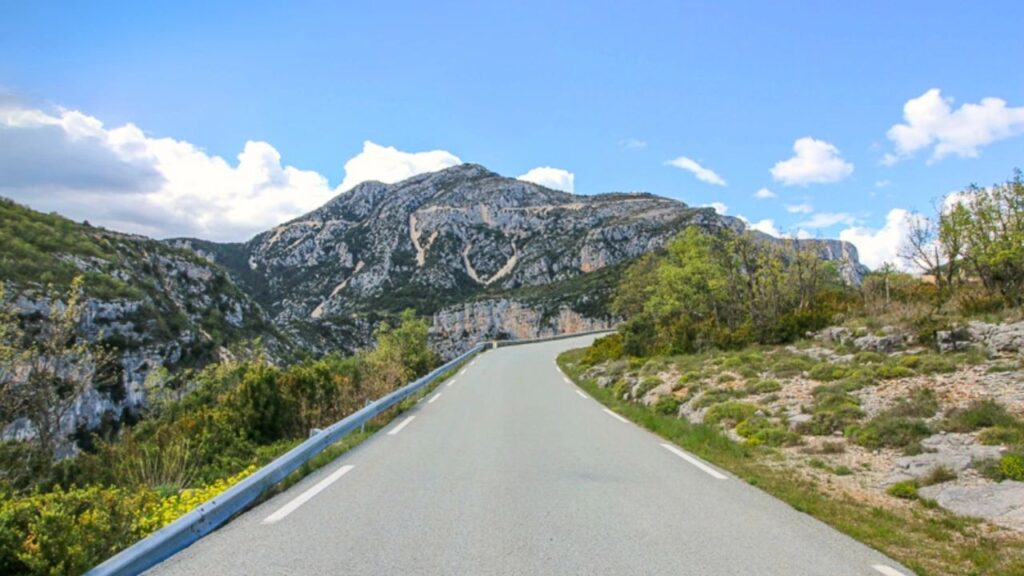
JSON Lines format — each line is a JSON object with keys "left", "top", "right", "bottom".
{"left": 360, "top": 399, "right": 372, "bottom": 434}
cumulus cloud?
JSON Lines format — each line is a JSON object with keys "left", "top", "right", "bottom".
{"left": 517, "top": 166, "right": 575, "bottom": 193}
{"left": 753, "top": 187, "right": 776, "bottom": 199}
{"left": 665, "top": 156, "right": 727, "bottom": 186}
{"left": 797, "top": 212, "right": 856, "bottom": 229}
{"left": 771, "top": 137, "right": 854, "bottom": 186}
{"left": 0, "top": 100, "right": 463, "bottom": 240}
{"left": 749, "top": 218, "right": 780, "bottom": 236}
{"left": 786, "top": 203, "right": 813, "bottom": 214}
{"left": 839, "top": 208, "right": 917, "bottom": 270}
{"left": 886, "top": 89, "right": 1024, "bottom": 162}
{"left": 702, "top": 202, "right": 728, "bottom": 215}
{"left": 339, "top": 141, "right": 461, "bottom": 191}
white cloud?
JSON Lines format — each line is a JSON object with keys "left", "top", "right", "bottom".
{"left": 665, "top": 156, "right": 727, "bottom": 186}
{"left": 886, "top": 89, "right": 1024, "bottom": 162}
{"left": 797, "top": 212, "right": 856, "bottom": 229}
{"left": 786, "top": 203, "right": 813, "bottom": 214}
{"left": 748, "top": 218, "right": 780, "bottom": 236}
{"left": 339, "top": 141, "right": 461, "bottom": 191}
{"left": 770, "top": 137, "right": 854, "bottom": 186}
{"left": 753, "top": 187, "right": 776, "bottom": 199}
{"left": 517, "top": 166, "right": 575, "bottom": 193}
{"left": 875, "top": 179, "right": 892, "bottom": 188}
{"left": 702, "top": 202, "right": 728, "bottom": 215}
{"left": 839, "top": 208, "right": 917, "bottom": 270}
{"left": 0, "top": 99, "right": 461, "bottom": 240}
{"left": 795, "top": 229, "right": 814, "bottom": 240}
{"left": 620, "top": 137, "right": 647, "bottom": 150}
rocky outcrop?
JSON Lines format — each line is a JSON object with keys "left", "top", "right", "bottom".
{"left": 886, "top": 433, "right": 1003, "bottom": 485}
{"left": 919, "top": 481, "right": 1024, "bottom": 532}
{"left": 429, "top": 298, "right": 615, "bottom": 358}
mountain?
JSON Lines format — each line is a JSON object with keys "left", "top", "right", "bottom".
{"left": 0, "top": 198, "right": 285, "bottom": 437}
{"left": 177, "top": 164, "right": 866, "bottom": 356}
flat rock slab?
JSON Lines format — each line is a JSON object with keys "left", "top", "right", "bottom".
{"left": 919, "top": 481, "right": 1024, "bottom": 532}
{"left": 886, "top": 433, "right": 1003, "bottom": 485}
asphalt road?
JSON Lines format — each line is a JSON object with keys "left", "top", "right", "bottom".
{"left": 150, "top": 335, "right": 911, "bottom": 576}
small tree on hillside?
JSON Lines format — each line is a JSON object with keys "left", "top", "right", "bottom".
{"left": 0, "top": 277, "right": 116, "bottom": 458}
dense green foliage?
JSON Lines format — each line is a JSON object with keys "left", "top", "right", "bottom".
{"left": 0, "top": 304, "right": 438, "bottom": 575}
{"left": 611, "top": 228, "right": 847, "bottom": 356}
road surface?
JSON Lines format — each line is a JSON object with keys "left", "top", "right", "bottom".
{"left": 151, "top": 334, "right": 910, "bottom": 576}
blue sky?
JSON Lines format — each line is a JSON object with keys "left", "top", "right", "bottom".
{"left": 1, "top": 1, "right": 1023, "bottom": 267}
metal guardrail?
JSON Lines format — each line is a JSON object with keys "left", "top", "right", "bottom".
{"left": 87, "top": 342, "right": 486, "bottom": 576}
{"left": 87, "top": 328, "right": 614, "bottom": 576}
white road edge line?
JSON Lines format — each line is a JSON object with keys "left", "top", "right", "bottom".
{"left": 575, "top": 390, "right": 588, "bottom": 399}
{"left": 602, "top": 408, "right": 628, "bottom": 424}
{"left": 446, "top": 378, "right": 457, "bottom": 387}
{"left": 428, "top": 392, "right": 442, "bottom": 404}
{"left": 387, "top": 415, "right": 416, "bottom": 436}
{"left": 459, "top": 369, "right": 467, "bottom": 376}
{"left": 872, "top": 565, "right": 907, "bottom": 576}
{"left": 262, "top": 465, "right": 355, "bottom": 525}
{"left": 660, "top": 443, "right": 728, "bottom": 480}
{"left": 563, "top": 377, "right": 572, "bottom": 385}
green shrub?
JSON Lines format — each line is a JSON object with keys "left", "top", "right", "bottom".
{"left": 582, "top": 333, "right": 623, "bottom": 365}
{"left": 676, "top": 371, "right": 701, "bottom": 386}
{"left": 978, "top": 426, "right": 1024, "bottom": 446}
{"left": 853, "top": 351, "right": 886, "bottom": 364}
{"left": 1000, "top": 453, "right": 1024, "bottom": 481}
{"left": 735, "top": 417, "right": 798, "bottom": 447}
{"left": 691, "top": 388, "right": 748, "bottom": 408}
{"left": 769, "top": 355, "right": 814, "bottom": 378}
{"left": 888, "top": 388, "right": 939, "bottom": 419}
{"left": 833, "top": 465, "right": 853, "bottom": 476}
{"left": 704, "top": 401, "right": 759, "bottom": 426}
{"left": 921, "top": 466, "right": 957, "bottom": 486}
{"left": 915, "top": 354, "right": 958, "bottom": 375}
{"left": 872, "top": 364, "right": 916, "bottom": 380}
{"left": 887, "top": 481, "right": 919, "bottom": 500}
{"left": 746, "top": 379, "right": 782, "bottom": 394}
{"left": 808, "top": 363, "right": 850, "bottom": 382}
{"left": 942, "top": 400, "right": 1017, "bottom": 432}
{"left": 653, "top": 396, "right": 681, "bottom": 416}
{"left": 849, "top": 415, "right": 931, "bottom": 450}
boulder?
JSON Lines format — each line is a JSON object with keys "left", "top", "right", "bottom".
{"left": 967, "top": 320, "right": 1024, "bottom": 355}
{"left": 853, "top": 333, "right": 909, "bottom": 353}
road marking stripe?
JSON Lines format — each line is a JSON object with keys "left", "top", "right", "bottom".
{"left": 387, "top": 416, "right": 416, "bottom": 436}
{"left": 459, "top": 369, "right": 467, "bottom": 376}
{"left": 446, "top": 378, "right": 457, "bottom": 387}
{"left": 660, "top": 444, "right": 728, "bottom": 480}
{"left": 603, "top": 408, "right": 628, "bottom": 424}
{"left": 428, "top": 392, "right": 442, "bottom": 404}
{"left": 575, "top": 390, "right": 588, "bottom": 399}
{"left": 262, "top": 465, "right": 354, "bottom": 524}
{"left": 563, "top": 377, "right": 572, "bottom": 384}
{"left": 872, "top": 566, "right": 907, "bottom": 576}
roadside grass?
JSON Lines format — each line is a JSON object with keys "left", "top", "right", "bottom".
{"left": 559, "top": 347, "right": 1024, "bottom": 576}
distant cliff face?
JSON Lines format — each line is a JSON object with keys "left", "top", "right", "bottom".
{"left": 184, "top": 164, "right": 865, "bottom": 356}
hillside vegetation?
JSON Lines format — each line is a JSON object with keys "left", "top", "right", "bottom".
{"left": 562, "top": 171, "right": 1024, "bottom": 575}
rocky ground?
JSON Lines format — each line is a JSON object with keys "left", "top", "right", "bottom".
{"left": 582, "top": 320, "right": 1024, "bottom": 534}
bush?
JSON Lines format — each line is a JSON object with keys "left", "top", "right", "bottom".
{"left": 872, "top": 364, "right": 916, "bottom": 380}
{"left": 735, "top": 417, "right": 798, "bottom": 447}
{"left": 978, "top": 426, "right": 1024, "bottom": 446}
{"left": 1000, "top": 453, "right": 1024, "bottom": 481}
{"left": 921, "top": 466, "right": 958, "bottom": 486}
{"left": 0, "top": 485, "right": 146, "bottom": 576}
{"left": 887, "top": 481, "right": 919, "bottom": 500}
{"left": 797, "top": 383, "right": 864, "bottom": 436}
{"left": 808, "top": 363, "right": 850, "bottom": 382}
{"left": 746, "top": 379, "right": 782, "bottom": 394}
{"left": 849, "top": 415, "right": 931, "bottom": 450}
{"left": 582, "top": 333, "right": 624, "bottom": 365}
{"left": 942, "top": 400, "right": 1017, "bottom": 432}
{"left": 704, "top": 401, "right": 759, "bottom": 426}
{"left": 653, "top": 396, "right": 681, "bottom": 416}
{"left": 888, "top": 388, "right": 939, "bottom": 419}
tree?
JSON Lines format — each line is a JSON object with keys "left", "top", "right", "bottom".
{"left": 0, "top": 277, "right": 116, "bottom": 458}
{"left": 364, "top": 309, "right": 437, "bottom": 396}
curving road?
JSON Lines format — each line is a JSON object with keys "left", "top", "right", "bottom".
{"left": 150, "top": 335, "right": 910, "bottom": 576}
